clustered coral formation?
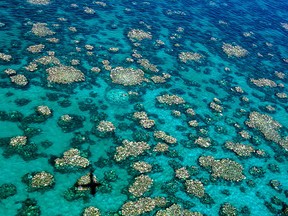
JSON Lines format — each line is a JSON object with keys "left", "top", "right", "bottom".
{"left": 281, "top": 22, "right": 288, "bottom": 30}
{"left": 121, "top": 197, "right": 166, "bottom": 216}
{"left": 27, "top": 0, "right": 50, "bottom": 5}
{"left": 188, "top": 120, "right": 198, "bottom": 127}
{"left": 139, "top": 119, "right": 155, "bottom": 128}
{"left": 137, "top": 59, "right": 159, "bottom": 73}
{"left": 84, "top": 7, "right": 95, "bottom": 14}
{"left": 185, "top": 179, "right": 205, "bottom": 198}
{"left": 91, "top": 67, "right": 101, "bottom": 73}
{"left": 25, "top": 62, "right": 38, "bottom": 72}
{"left": 31, "top": 22, "right": 55, "bottom": 37}
{"left": 60, "top": 114, "right": 73, "bottom": 122}
{"left": 186, "top": 108, "right": 196, "bottom": 116}
{"left": 156, "top": 204, "right": 203, "bottom": 216}
{"left": 195, "top": 137, "right": 212, "bottom": 148}
{"left": 108, "top": 47, "right": 119, "bottom": 53}
{"left": 10, "top": 136, "right": 27, "bottom": 147}
{"left": 276, "top": 92, "right": 287, "bottom": 99}
{"left": 82, "top": 206, "right": 101, "bottom": 216}
{"left": 157, "top": 94, "right": 185, "bottom": 106}
{"left": 199, "top": 156, "right": 245, "bottom": 182}
{"left": 246, "top": 111, "right": 288, "bottom": 151}
{"left": 10, "top": 74, "right": 29, "bottom": 86}
{"left": 55, "top": 148, "right": 90, "bottom": 170}
{"left": 102, "top": 60, "right": 112, "bottom": 71}
{"left": 133, "top": 111, "right": 148, "bottom": 120}
{"left": 275, "top": 71, "right": 285, "bottom": 79}
{"left": 132, "top": 161, "right": 152, "bottom": 173}
{"left": 0, "top": 52, "right": 12, "bottom": 61}
{"left": 3, "top": 67, "right": 30, "bottom": 87}
{"left": 94, "top": 1, "right": 107, "bottom": 7}
{"left": 232, "top": 86, "right": 244, "bottom": 94}
{"left": 4, "top": 68, "right": 16, "bottom": 75}
{"left": 1, "top": 2, "right": 286, "bottom": 215}
{"left": 219, "top": 203, "right": 238, "bottom": 216}
{"left": 31, "top": 171, "right": 54, "bottom": 189}
{"left": 127, "top": 29, "right": 152, "bottom": 41}
{"left": 154, "top": 131, "right": 177, "bottom": 144}
{"left": 110, "top": 66, "right": 146, "bottom": 86}
{"left": 36, "top": 105, "right": 52, "bottom": 116}
{"left": 128, "top": 175, "right": 153, "bottom": 197}
{"left": 175, "top": 167, "right": 190, "bottom": 180}
{"left": 114, "top": 140, "right": 150, "bottom": 162}
{"left": 62, "top": 173, "right": 97, "bottom": 201}
{"left": 225, "top": 141, "right": 255, "bottom": 157}
{"left": 133, "top": 111, "right": 155, "bottom": 129}
{"left": 27, "top": 44, "right": 45, "bottom": 53}
{"left": 250, "top": 78, "right": 277, "bottom": 87}
{"left": 153, "top": 142, "right": 169, "bottom": 152}
{"left": 74, "top": 173, "right": 100, "bottom": 195}
{"left": 96, "top": 120, "right": 115, "bottom": 133}
{"left": 172, "top": 110, "right": 181, "bottom": 117}
{"left": 222, "top": 43, "right": 248, "bottom": 57}
{"left": 35, "top": 53, "right": 60, "bottom": 65}
{"left": 209, "top": 98, "right": 223, "bottom": 113}
{"left": 46, "top": 65, "right": 85, "bottom": 84}
{"left": 46, "top": 37, "right": 59, "bottom": 43}
{"left": 239, "top": 130, "right": 251, "bottom": 139}
{"left": 77, "top": 173, "right": 97, "bottom": 186}
{"left": 179, "top": 52, "right": 204, "bottom": 63}
{"left": 151, "top": 73, "right": 171, "bottom": 84}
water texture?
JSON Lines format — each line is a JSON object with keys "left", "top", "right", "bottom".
{"left": 0, "top": 0, "right": 287, "bottom": 215}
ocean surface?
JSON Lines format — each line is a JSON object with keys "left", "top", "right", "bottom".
{"left": 0, "top": 0, "right": 287, "bottom": 215}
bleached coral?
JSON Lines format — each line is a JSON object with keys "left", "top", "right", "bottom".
{"left": 110, "top": 67, "right": 145, "bottom": 86}
{"left": 114, "top": 140, "right": 150, "bottom": 162}
{"left": 46, "top": 65, "right": 85, "bottom": 84}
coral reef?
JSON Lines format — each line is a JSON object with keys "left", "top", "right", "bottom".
{"left": 199, "top": 156, "right": 245, "bottom": 182}
{"left": 114, "top": 140, "right": 150, "bottom": 162}
{"left": 110, "top": 67, "right": 146, "bottom": 86}
{"left": 46, "top": 65, "right": 85, "bottom": 84}
{"left": 54, "top": 148, "right": 90, "bottom": 171}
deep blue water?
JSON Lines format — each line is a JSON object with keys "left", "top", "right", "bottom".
{"left": 0, "top": 0, "right": 287, "bottom": 215}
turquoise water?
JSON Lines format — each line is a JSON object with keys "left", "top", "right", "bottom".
{"left": 0, "top": 0, "right": 287, "bottom": 215}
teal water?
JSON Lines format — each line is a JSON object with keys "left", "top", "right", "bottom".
{"left": 0, "top": 0, "right": 287, "bottom": 215}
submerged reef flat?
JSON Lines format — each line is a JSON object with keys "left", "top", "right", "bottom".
{"left": 0, "top": 0, "right": 287, "bottom": 215}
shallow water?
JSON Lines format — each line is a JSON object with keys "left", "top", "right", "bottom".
{"left": 0, "top": 0, "right": 287, "bottom": 215}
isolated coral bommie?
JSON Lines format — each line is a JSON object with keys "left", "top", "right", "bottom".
{"left": 179, "top": 52, "right": 204, "bottom": 63}
{"left": 185, "top": 179, "right": 205, "bottom": 198}
{"left": 27, "top": 0, "right": 50, "bottom": 5}
{"left": 225, "top": 141, "right": 255, "bottom": 157}
{"left": 199, "top": 156, "right": 245, "bottom": 182}
{"left": 222, "top": 43, "right": 248, "bottom": 57}
{"left": 32, "top": 23, "right": 55, "bottom": 37}
{"left": 157, "top": 94, "right": 185, "bottom": 106}
{"left": 127, "top": 29, "right": 152, "bottom": 41}
{"left": 55, "top": 148, "right": 89, "bottom": 170}
{"left": 30, "top": 171, "right": 54, "bottom": 189}
{"left": 246, "top": 111, "right": 288, "bottom": 151}
{"left": 110, "top": 67, "right": 145, "bottom": 86}
{"left": 46, "top": 65, "right": 85, "bottom": 84}
{"left": 156, "top": 204, "right": 203, "bottom": 216}
{"left": 114, "top": 140, "right": 150, "bottom": 162}
{"left": 82, "top": 206, "right": 101, "bottom": 216}
{"left": 0, "top": 53, "right": 12, "bottom": 61}
{"left": 129, "top": 175, "right": 153, "bottom": 197}
{"left": 10, "top": 136, "right": 27, "bottom": 147}
{"left": 121, "top": 197, "right": 165, "bottom": 216}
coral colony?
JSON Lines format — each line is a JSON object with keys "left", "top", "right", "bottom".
{"left": 0, "top": 0, "right": 287, "bottom": 215}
